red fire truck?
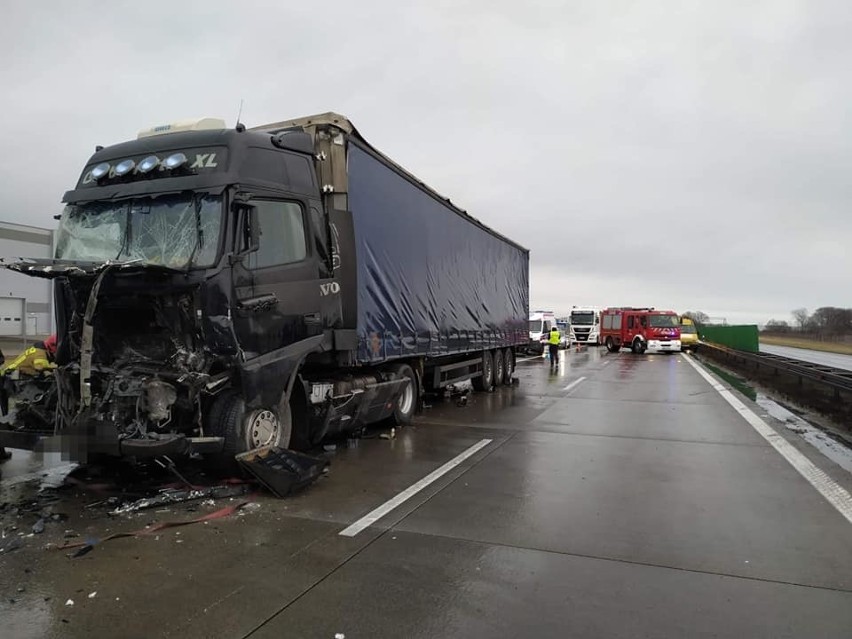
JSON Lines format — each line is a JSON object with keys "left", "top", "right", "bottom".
{"left": 600, "top": 308, "right": 681, "bottom": 354}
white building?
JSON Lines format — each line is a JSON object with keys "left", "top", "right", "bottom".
{"left": 0, "top": 221, "right": 54, "bottom": 336}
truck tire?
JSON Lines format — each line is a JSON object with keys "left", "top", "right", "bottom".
{"left": 208, "top": 391, "right": 292, "bottom": 468}
{"left": 389, "top": 364, "right": 418, "bottom": 426}
{"left": 472, "top": 350, "right": 494, "bottom": 392}
{"left": 631, "top": 338, "right": 646, "bottom": 354}
{"left": 605, "top": 337, "right": 620, "bottom": 353}
{"left": 493, "top": 349, "right": 505, "bottom": 388}
{"left": 502, "top": 348, "right": 514, "bottom": 385}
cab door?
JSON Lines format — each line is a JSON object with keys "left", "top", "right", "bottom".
{"left": 231, "top": 198, "right": 323, "bottom": 357}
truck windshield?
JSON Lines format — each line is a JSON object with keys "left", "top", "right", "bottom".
{"left": 55, "top": 194, "right": 222, "bottom": 269}
{"left": 649, "top": 314, "right": 680, "bottom": 328}
{"left": 570, "top": 312, "right": 595, "bottom": 324}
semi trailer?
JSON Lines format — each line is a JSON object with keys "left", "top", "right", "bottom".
{"left": 0, "top": 113, "right": 529, "bottom": 462}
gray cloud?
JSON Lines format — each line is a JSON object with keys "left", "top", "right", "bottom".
{"left": 1, "top": 0, "right": 849, "bottom": 324}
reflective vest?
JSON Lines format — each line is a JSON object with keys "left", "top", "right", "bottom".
{"left": 0, "top": 346, "right": 55, "bottom": 377}
{"left": 548, "top": 329, "right": 560, "bottom": 345}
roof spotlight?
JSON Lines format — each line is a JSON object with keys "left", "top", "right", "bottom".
{"left": 114, "top": 159, "right": 136, "bottom": 176}
{"left": 91, "top": 162, "right": 111, "bottom": 180}
{"left": 138, "top": 155, "right": 160, "bottom": 173}
{"left": 164, "top": 152, "right": 188, "bottom": 170}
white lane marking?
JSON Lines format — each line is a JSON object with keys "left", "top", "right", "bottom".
{"left": 683, "top": 354, "right": 852, "bottom": 525}
{"left": 563, "top": 376, "right": 587, "bottom": 392}
{"left": 339, "top": 438, "right": 493, "bottom": 537}
{"left": 515, "top": 356, "right": 541, "bottom": 363}
{"left": 600, "top": 360, "right": 612, "bottom": 368}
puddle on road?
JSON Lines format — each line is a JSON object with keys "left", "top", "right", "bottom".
{"left": 702, "top": 362, "right": 852, "bottom": 474}
{"left": 754, "top": 396, "right": 852, "bottom": 474}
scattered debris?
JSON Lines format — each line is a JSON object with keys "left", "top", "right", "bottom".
{"left": 32, "top": 518, "right": 46, "bottom": 534}
{"left": 110, "top": 485, "right": 250, "bottom": 515}
{"left": 65, "top": 599, "right": 74, "bottom": 606}
{"left": 0, "top": 537, "right": 22, "bottom": 554}
{"left": 88, "top": 591, "right": 97, "bottom": 599}
{"left": 60, "top": 502, "right": 249, "bottom": 557}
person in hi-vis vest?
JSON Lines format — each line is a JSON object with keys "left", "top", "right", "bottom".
{"left": 547, "top": 326, "right": 560, "bottom": 368}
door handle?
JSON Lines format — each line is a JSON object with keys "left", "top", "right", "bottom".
{"left": 303, "top": 312, "right": 322, "bottom": 326}
{"left": 237, "top": 293, "right": 278, "bottom": 312}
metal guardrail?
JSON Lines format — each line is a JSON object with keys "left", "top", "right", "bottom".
{"left": 699, "top": 342, "right": 852, "bottom": 396}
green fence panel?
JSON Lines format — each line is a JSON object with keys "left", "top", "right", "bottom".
{"left": 697, "top": 325, "right": 759, "bottom": 353}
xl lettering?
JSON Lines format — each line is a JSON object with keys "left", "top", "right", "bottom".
{"left": 190, "top": 153, "right": 218, "bottom": 169}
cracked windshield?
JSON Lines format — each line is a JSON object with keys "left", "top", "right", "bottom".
{"left": 54, "top": 194, "right": 221, "bottom": 268}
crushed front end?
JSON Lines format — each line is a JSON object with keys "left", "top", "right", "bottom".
{"left": 0, "top": 259, "right": 237, "bottom": 461}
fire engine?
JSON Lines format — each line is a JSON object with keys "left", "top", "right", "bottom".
{"left": 600, "top": 308, "right": 681, "bottom": 354}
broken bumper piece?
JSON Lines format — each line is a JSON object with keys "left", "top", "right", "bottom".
{"left": 0, "top": 428, "right": 224, "bottom": 459}
{"left": 236, "top": 446, "right": 328, "bottom": 497}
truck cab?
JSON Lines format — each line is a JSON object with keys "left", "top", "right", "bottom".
{"left": 568, "top": 306, "right": 601, "bottom": 346}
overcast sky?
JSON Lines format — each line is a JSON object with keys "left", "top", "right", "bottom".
{"left": 1, "top": 0, "right": 849, "bottom": 325}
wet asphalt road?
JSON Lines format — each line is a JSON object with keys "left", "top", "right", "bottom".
{"left": 1, "top": 347, "right": 851, "bottom": 638}
{"left": 760, "top": 343, "right": 852, "bottom": 371}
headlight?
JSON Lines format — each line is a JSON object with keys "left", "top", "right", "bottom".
{"left": 164, "top": 152, "right": 188, "bottom": 170}
{"left": 138, "top": 155, "right": 160, "bottom": 173}
{"left": 114, "top": 159, "right": 136, "bottom": 176}
{"left": 91, "top": 162, "right": 111, "bottom": 180}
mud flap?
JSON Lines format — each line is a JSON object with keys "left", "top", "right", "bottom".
{"left": 236, "top": 445, "right": 328, "bottom": 497}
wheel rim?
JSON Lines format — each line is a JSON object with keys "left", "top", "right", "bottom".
{"left": 495, "top": 354, "right": 504, "bottom": 382}
{"left": 398, "top": 379, "right": 414, "bottom": 415}
{"left": 247, "top": 409, "right": 279, "bottom": 448}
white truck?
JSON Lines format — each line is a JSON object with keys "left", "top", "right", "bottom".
{"left": 528, "top": 310, "right": 556, "bottom": 354}
{"left": 568, "top": 306, "right": 602, "bottom": 346}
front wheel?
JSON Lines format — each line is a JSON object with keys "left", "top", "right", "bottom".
{"left": 631, "top": 338, "right": 646, "bottom": 354}
{"left": 208, "top": 391, "right": 292, "bottom": 468}
{"left": 472, "top": 350, "right": 494, "bottom": 391}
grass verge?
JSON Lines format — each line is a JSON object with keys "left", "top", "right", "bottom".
{"left": 759, "top": 335, "right": 852, "bottom": 355}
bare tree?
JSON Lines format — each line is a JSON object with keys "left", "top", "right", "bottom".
{"left": 791, "top": 308, "right": 809, "bottom": 331}
{"left": 683, "top": 310, "right": 709, "bottom": 324}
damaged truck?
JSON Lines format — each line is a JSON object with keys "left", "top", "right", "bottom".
{"left": 0, "top": 113, "right": 529, "bottom": 463}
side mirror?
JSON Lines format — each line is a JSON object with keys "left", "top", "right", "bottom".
{"left": 247, "top": 206, "right": 260, "bottom": 252}
{"left": 236, "top": 205, "right": 260, "bottom": 256}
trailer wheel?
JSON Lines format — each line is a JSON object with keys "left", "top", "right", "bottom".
{"left": 631, "top": 338, "right": 646, "bottom": 354}
{"left": 389, "top": 364, "right": 418, "bottom": 426}
{"left": 493, "top": 350, "right": 505, "bottom": 388}
{"left": 502, "top": 348, "right": 515, "bottom": 385}
{"left": 472, "top": 350, "right": 494, "bottom": 392}
{"left": 605, "top": 337, "right": 620, "bottom": 353}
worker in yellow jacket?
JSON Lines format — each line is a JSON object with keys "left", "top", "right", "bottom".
{"left": 0, "top": 335, "right": 57, "bottom": 461}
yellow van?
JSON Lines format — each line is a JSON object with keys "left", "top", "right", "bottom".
{"left": 680, "top": 317, "right": 699, "bottom": 350}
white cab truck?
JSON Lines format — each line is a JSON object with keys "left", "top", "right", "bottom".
{"left": 568, "top": 306, "right": 602, "bottom": 346}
